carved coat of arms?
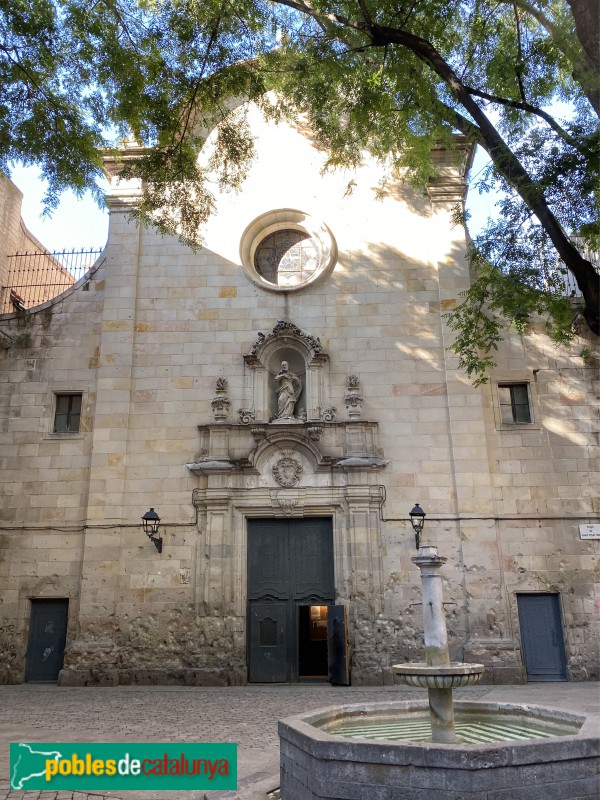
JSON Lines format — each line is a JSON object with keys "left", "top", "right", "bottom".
{"left": 273, "top": 457, "right": 303, "bottom": 487}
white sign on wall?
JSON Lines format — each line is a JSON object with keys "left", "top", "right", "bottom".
{"left": 579, "top": 524, "right": 600, "bottom": 540}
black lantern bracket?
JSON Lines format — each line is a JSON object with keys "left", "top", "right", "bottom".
{"left": 142, "top": 508, "right": 163, "bottom": 554}
{"left": 409, "top": 503, "right": 426, "bottom": 550}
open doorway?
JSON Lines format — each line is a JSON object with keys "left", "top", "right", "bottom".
{"left": 298, "top": 605, "right": 329, "bottom": 681}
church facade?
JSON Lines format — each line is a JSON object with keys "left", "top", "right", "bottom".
{"left": 0, "top": 106, "right": 598, "bottom": 686}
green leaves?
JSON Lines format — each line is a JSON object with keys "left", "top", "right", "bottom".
{"left": 1, "top": 0, "right": 598, "bottom": 377}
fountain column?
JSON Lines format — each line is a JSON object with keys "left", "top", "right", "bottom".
{"left": 412, "top": 546, "right": 456, "bottom": 744}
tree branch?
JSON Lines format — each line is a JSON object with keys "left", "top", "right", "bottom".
{"left": 176, "top": 3, "right": 227, "bottom": 146}
{"left": 356, "top": 0, "right": 374, "bottom": 27}
{"left": 274, "top": 0, "right": 367, "bottom": 34}
{"left": 266, "top": 2, "right": 598, "bottom": 328}
{"left": 463, "top": 85, "right": 580, "bottom": 148}
{"left": 363, "top": 21, "right": 599, "bottom": 331}
{"left": 511, "top": 0, "right": 527, "bottom": 101}
{"left": 498, "top": 0, "right": 599, "bottom": 116}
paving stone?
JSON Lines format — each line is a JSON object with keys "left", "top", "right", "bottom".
{"left": 0, "top": 683, "right": 598, "bottom": 800}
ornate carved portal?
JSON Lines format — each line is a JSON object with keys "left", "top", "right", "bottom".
{"left": 186, "top": 321, "right": 389, "bottom": 684}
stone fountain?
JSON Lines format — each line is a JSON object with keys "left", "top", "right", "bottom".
{"left": 392, "top": 545, "right": 484, "bottom": 743}
{"left": 279, "top": 543, "right": 600, "bottom": 799}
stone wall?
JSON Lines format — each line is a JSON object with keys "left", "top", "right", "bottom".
{"left": 0, "top": 173, "right": 28, "bottom": 313}
{"left": 0, "top": 171, "right": 68, "bottom": 313}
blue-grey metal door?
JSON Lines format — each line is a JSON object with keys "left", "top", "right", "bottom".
{"left": 25, "top": 599, "right": 69, "bottom": 682}
{"left": 517, "top": 594, "right": 567, "bottom": 681}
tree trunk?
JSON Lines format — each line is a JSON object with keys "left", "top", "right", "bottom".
{"left": 568, "top": 0, "right": 600, "bottom": 73}
{"left": 567, "top": 0, "right": 600, "bottom": 116}
{"left": 371, "top": 22, "right": 600, "bottom": 336}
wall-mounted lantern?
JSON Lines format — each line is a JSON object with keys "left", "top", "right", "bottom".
{"left": 142, "top": 508, "right": 162, "bottom": 553}
{"left": 409, "top": 503, "right": 426, "bottom": 550}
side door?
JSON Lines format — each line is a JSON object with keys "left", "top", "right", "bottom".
{"left": 517, "top": 593, "right": 567, "bottom": 681}
{"left": 25, "top": 599, "right": 69, "bottom": 683}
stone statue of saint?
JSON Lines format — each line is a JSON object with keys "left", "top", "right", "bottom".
{"left": 274, "top": 361, "right": 302, "bottom": 419}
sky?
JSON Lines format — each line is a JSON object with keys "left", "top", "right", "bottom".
{"left": 9, "top": 147, "right": 497, "bottom": 253}
{"left": 10, "top": 164, "right": 110, "bottom": 253}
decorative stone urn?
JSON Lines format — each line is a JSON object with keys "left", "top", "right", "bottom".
{"left": 211, "top": 377, "right": 231, "bottom": 421}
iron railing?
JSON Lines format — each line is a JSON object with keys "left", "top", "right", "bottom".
{"left": 556, "top": 237, "right": 600, "bottom": 298}
{"left": 2, "top": 247, "right": 103, "bottom": 313}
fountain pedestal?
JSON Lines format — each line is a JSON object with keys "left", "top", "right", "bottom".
{"left": 392, "top": 546, "right": 484, "bottom": 743}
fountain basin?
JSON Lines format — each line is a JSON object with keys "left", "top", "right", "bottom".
{"left": 393, "top": 662, "right": 485, "bottom": 689}
{"left": 279, "top": 700, "right": 600, "bottom": 800}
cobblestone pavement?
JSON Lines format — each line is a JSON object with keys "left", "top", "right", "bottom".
{"left": 0, "top": 683, "right": 598, "bottom": 800}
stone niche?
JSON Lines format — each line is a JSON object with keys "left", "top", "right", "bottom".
{"left": 242, "top": 319, "right": 330, "bottom": 424}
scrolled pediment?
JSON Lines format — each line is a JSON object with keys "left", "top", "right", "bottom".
{"left": 246, "top": 320, "right": 327, "bottom": 363}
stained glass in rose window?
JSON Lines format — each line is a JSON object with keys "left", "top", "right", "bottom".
{"left": 254, "top": 230, "right": 320, "bottom": 286}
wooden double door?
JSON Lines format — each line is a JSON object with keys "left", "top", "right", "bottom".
{"left": 247, "top": 518, "right": 349, "bottom": 683}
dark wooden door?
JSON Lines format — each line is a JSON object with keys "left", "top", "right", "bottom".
{"left": 247, "top": 518, "right": 334, "bottom": 682}
{"left": 248, "top": 602, "right": 288, "bottom": 682}
{"left": 25, "top": 599, "right": 69, "bottom": 682}
{"left": 517, "top": 594, "right": 567, "bottom": 681}
{"left": 327, "top": 605, "right": 350, "bottom": 685}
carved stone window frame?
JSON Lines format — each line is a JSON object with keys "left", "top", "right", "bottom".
{"left": 239, "top": 209, "right": 337, "bottom": 293}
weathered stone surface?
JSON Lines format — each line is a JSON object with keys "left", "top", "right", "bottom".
{"left": 279, "top": 700, "right": 600, "bottom": 800}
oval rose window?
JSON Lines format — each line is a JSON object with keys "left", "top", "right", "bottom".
{"left": 239, "top": 209, "right": 337, "bottom": 293}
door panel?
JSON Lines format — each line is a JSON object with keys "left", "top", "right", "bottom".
{"left": 292, "top": 519, "right": 335, "bottom": 600}
{"left": 517, "top": 594, "right": 567, "bottom": 681}
{"left": 247, "top": 520, "right": 288, "bottom": 600}
{"left": 25, "top": 599, "right": 69, "bottom": 683}
{"left": 248, "top": 602, "right": 288, "bottom": 682}
{"left": 247, "top": 518, "right": 334, "bottom": 683}
{"left": 327, "top": 604, "right": 350, "bottom": 685}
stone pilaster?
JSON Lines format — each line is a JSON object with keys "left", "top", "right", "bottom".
{"left": 61, "top": 182, "right": 142, "bottom": 685}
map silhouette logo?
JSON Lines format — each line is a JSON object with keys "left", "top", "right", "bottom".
{"left": 9, "top": 741, "right": 237, "bottom": 790}
{"left": 11, "top": 743, "right": 62, "bottom": 789}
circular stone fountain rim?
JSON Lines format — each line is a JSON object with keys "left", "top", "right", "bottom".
{"left": 392, "top": 662, "right": 485, "bottom": 676}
